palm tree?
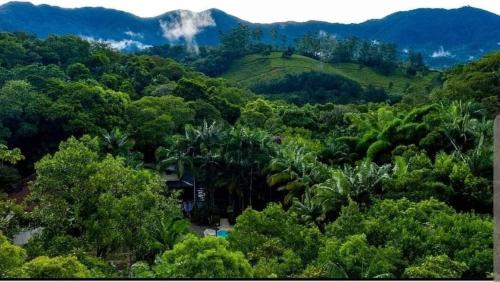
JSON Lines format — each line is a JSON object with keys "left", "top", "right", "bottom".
{"left": 343, "top": 105, "right": 433, "bottom": 162}
{"left": 224, "top": 127, "right": 275, "bottom": 208}
{"left": 185, "top": 121, "right": 226, "bottom": 211}
{"left": 289, "top": 187, "right": 322, "bottom": 227}
{"left": 266, "top": 143, "right": 329, "bottom": 204}
{"left": 102, "top": 128, "right": 134, "bottom": 156}
{"left": 313, "top": 160, "right": 390, "bottom": 219}
{"left": 439, "top": 100, "right": 489, "bottom": 151}
{"left": 102, "top": 128, "right": 143, "bottom": 168}
{"left": 156, "top": 143, "right": 190, "bottom": 179}
{"left": 148, "top": 216, "right": 189, "bottom": 255}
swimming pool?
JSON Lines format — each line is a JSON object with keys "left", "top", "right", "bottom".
{"left": 216, "top": 229, "right": 229, "bottom": 239}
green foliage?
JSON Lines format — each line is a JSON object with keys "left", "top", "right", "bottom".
{"left": 29, "top": 136, "right": 187, "bottom": 259}
{"left": 403, "top": 255, "right": 467, "bottom": 278}
{"left": 174, "top": 78, "right": 208, "bottom": 101}
{"left": 66, "top": 63, "right": 91, "bottom": 80}
{"left": 0, "top": 144, "right": 24, "bottom": 192}
{"left": 266, "top": 143, "right": 329, "bottom": 204}
{"left": 146, "top": 234, "right": 252, "bottom": 278}
{"left": 222, "top": 52, "right": 438, "bottom": 100}
{"left": 0, "top": 32, "right": 495, "bottom": 279}
{"left": 17, "top": 255, "right": 91, "bottom": 278}
{"left": 127, "top": 95, "right": 194, "bottom": 152}
{"left": 238, "top": 98, "right": 275, "bottom": 128}
{"left": 325, "top": 198, "right": 492, "bottom": 278}
{"left": 0, "top": 232, "right": 27, "bottom": 277}
{"left": 313, "top": 160, "right": 390, "bottom": 219}
{"left": 0, "top": 196, "right": 26, "bottom": 237}
{"left": 432, "top": 52, "right": 500, "bottom": 113}
{"left": 229, "top": 203, "right": 323, "bottom": 272}
{"left": 0, "top": 144, "right": 24, "bottom": 165}
{"left": 313, "top": 234, "right": 402, "bottom": 278}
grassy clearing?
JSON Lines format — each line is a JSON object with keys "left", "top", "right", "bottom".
{"left": 222, "top": 52, "right": 439, "bottom": 95}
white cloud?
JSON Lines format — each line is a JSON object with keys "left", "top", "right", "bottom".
{"left": 431, "top": 46, "right": 452, "bottom": 58}
{"left": 124, "top": 30, "right": 144, "bottom": 39}
{"left": 159, "top": 10, "right": 215, "bottom": 53}
{"left": 81, "top": 36, "right": 151, "bottom": 50}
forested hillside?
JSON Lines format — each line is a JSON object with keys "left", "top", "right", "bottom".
{"left": 1, "top": 2, "right": 499, "bottom": 67}
{"left": 0, "top": 30, "right": 497, "bottom": 279}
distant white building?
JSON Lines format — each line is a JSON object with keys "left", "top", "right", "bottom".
{"left": 12, "top": 228, "right": 43, "bottom": 245}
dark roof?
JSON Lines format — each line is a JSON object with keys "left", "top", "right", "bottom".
{"left": 165, "top": 167, "right": 194, "bottom": 189}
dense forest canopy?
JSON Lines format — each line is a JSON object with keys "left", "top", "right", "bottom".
{"left": 0, "top": 28, "right": 497, "bottom": 278}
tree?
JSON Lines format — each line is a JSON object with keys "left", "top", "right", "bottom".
{"left": 325, "top": 198, "right": 492, "bottom": 278}
{"left": 403, "top": 255, "right": 467, "bottom": 278}
{"left": 144, "top": 234, "right": 252, "bottom": 278}
{"left": 313, "top": 160, "right": 390, "bottom": 220}
{"left": 101, "top": 128, "right": 134, "bottom": 156}
{"left": 266, "top": 144, "right": 329, "bottom": 204}
{"left": 28, "top": 136, "right": 187, "bottom": 261}
{"left": 224, "top": 127, "right": 275, "bottom": 208}
{"left": 0, "top": 196, "right": 26, "bottom": 237}
{"left": 220, "top": 24, "right": 253, "bottom": 59}
{"left": 16, "top": 256, "right": 91, "bottom": 278}
{"left": 313, "top": 234, "right": 402, "bottom": 278}
{"left": 48, "top": 80, "right": 130, "bottom": 137}
{"left": 0, "top": 232, "right": 26, "bottom": 278}
{"left": 0, "top": 80, "right": 52, "bottom": 163}
{"left": 186, "top": 121, "right": 226, "bottom": 211}
{"left": 0, "top": 144, "right": 24, "bottom": 192}
{"left": 173, "top": 78, "right": 208, "bottom": 101}
{"left": 66, "top": 63, "right": 91, "bottom": 80}
{"left": 430, "top": 52, "right": 500, "bottom": 106}
{"left": 406, "top": 50, "right": 425, "bottom": 76}
{"left": 0, "top": 35, "right": 26, "bottom": 67}
{"left": 343, "top": 105, "right": 433, "bottom": 162}
{"left": 127, "top": 95, "right": 194, "bottom": 154}
{"left": 238, "top": 99, "right": 275, "bottom": 129}
{"left": 101, "top": 128, "right": 142, "bottom": 168}
{"left": 229, "top": 203, "right": 323, "bottom": 274}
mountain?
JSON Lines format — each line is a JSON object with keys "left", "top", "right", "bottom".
{"left": 0, "top": 1, "right": 499, "bottom": 68}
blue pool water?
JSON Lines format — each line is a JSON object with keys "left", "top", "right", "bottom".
{"left": 216, "top": 229, "right": 229, "bottom": 239}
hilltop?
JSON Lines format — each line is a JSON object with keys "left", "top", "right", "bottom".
{"left": 0, "top": 2, "right": 499, "bottom": 67}
{"left": 222, "top": 52, "right": 440, "bottom": 103}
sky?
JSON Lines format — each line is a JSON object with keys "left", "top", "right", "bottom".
{"left": 1, "top": 0, "right": 499, "bottom": 23}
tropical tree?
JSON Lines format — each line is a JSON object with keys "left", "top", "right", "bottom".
{"left": 224, "top": 127, "right": 275, "bottom": 208}
{"left": 289, "top": 187, "right": 322, "bottom": 227}
{"left": 143, "top": 234, "right": 253, "bottom": 278}
{"left": 101, "top": 128, "right": 134, "bottom": 156}
{"left": 186, "top": 121, "right": 226, "bottom": 211}
{"left": 312, "top": 234, "right": 402, "bottom": 278}
{"left": 229, "top": 203, "right": 323, "bottom": 273}
{"left": 266, "top": 143, "right": 329, "bottom": 204}
{"left": 403, "top": 255, "right": 467, "bottom": 279}
{"left": 101, "top": 128, "right": 142, "bottom": 168}
{"left": 325, "top": 198, "right": 493, "bottom": 278}
{"left": 313, "top": 160, "right": 390, "bottom": 220}
{"left": 343, "top": 104, "right": 434, "bottom": 162}
{"left": 28, "top": 135, "right": 186, "bottom": 262}
{"left": 0, "top": 232, "right": 26, "bottom": 278}
{"left": 16, "top": 256, "right": 91, "bottom": 279}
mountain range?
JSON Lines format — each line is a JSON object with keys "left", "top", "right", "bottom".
{"left": 0, "top": 1, "right": 499, "bottom": 68}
